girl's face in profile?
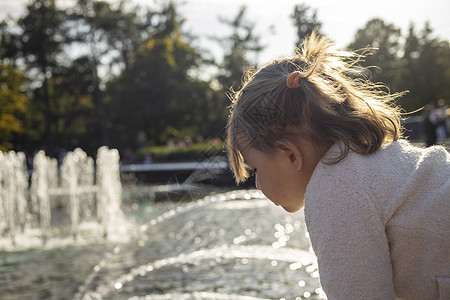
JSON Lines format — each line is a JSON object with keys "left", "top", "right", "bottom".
{"left": 240, "top": 145, "right": 310, "bottom": 213}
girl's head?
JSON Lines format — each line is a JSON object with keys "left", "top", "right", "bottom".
{"left": 227, "top": 32, "right": 404, "bottom": 184}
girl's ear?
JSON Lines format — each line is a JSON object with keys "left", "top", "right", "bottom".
{"left": 274, "top": 139, "right": 303, "bottom": 171}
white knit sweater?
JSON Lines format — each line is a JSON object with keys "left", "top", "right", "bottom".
{"left": 304, "top": 140, "right": 450, "bottom": 300}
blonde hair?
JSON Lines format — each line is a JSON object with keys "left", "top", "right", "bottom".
{"left": 226, "top": 32, "right": 405, "bottom": 184}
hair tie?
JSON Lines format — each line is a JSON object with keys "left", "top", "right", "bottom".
{"left": 286, "top": 71, "right": 301, "bottom": 89}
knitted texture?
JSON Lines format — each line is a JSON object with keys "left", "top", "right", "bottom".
{"left": 305, "top": 140, "right": 450, "bottom": 300}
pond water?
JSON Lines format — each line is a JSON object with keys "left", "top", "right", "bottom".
{"left": 0, "top": 187, "right": 324, "bottom": 300}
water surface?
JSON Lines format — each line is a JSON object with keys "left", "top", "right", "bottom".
{"left": 0, "top": 188, "right": 324, "bottom": 300}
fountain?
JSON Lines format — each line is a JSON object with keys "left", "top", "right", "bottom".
{"left": 0, "top": 146, "right": 123, "bottom": 250}
{"left": 0, "top": 151, "right": 29, "bottom": 246}
{"left": 0, "top": 148, "right": 325, "bottom": 300}
{"left": 71, "top": 190, "right": 325, "bottom": 300}
{"left": 29, "top": 150, "right": 57, "bottom": 244}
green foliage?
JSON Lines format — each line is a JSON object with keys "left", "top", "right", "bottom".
{"left": 0, "top": 21, "right": 20, "bottom": 65}
{"left": 393, "top": 23, "right": 450, "bottom": 112}
{"left": 348, "top": 18, "right": 402, "bottom": 85}
{"left": 349, "top": 19, "right": 450, "bottom": 113}
{"left": 19, "top": 0, "right": 67, "bottom": 67}
{"left": 16, "top": 0, "right": 70, "bottom": 156}
{"left": 0, "top": 0, "right": 449, "bottom": 155}
{"left": 106, "top": 2, "right": 220, "bottom": 153}
{"left": 0, "top": 65, "right": 27, "bottom": 151}
{"left": 64, "top": 0, "right": 158, "bottom": 147}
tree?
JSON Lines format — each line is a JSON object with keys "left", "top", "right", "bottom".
{"left": 0, "top": 20, "right": 21, "bottom": 66}
{"left": 291, "top": 3, "right": 322, "bottom": 47}
{"left": 394, "top": 22, "right": 450, "bottom": 112}
{"left": 213, "top": 6, "right": 264, "bottom": 92}
{"left": 48, "top": 56, "right": 100, "bottom": 154}
{"left": 81, "top": 0, "right": 154, "bottom": 72}
{"left": 348, "top": 18, "right": 402, "bottom": 86}
{"left": 106, "top": 2, "right": 215, "bottom": 151}
{"left": 17, "top": 0, "right": 68, "bottom": 156}
{"left": 207, "top": 5, "right": 264, "bottom": 134}
{"left": 64, "top": 0, "right": 153, "bottom": 147}
{"left": 0, "top": 65, "right": 27, "bottom": 151}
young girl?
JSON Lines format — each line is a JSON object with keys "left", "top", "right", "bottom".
{"left": 226, "top": 33, "right": 450, "bottom": 299}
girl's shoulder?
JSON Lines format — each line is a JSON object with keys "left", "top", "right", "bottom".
{"left": 380, "top": 139, "right": 450, "bottom": 165}
{"left": 324, "top": 139, "right": 449, "bottom": 168}
{"left": 305, "top": 139, "right": 450, "bottom": 233}
{"left": 308, "top": 139, "right": 450, "bottom": 198}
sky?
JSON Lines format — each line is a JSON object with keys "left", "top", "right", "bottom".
{"left": 0, "top": 0, "right": 449, "bottom": 65}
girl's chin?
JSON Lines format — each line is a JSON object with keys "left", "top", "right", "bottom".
{"left": 270, "top": 200, "right": 299, "bottom": 213}
{"left": 281, "top": 205, "right": 302, "bottom": 213}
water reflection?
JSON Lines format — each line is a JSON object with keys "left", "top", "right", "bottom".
{"left": 75, "top": 189, "right": 324, "bottom": 300}
{"left": 1, "top": 188, "right": 325, "bottom": 300}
